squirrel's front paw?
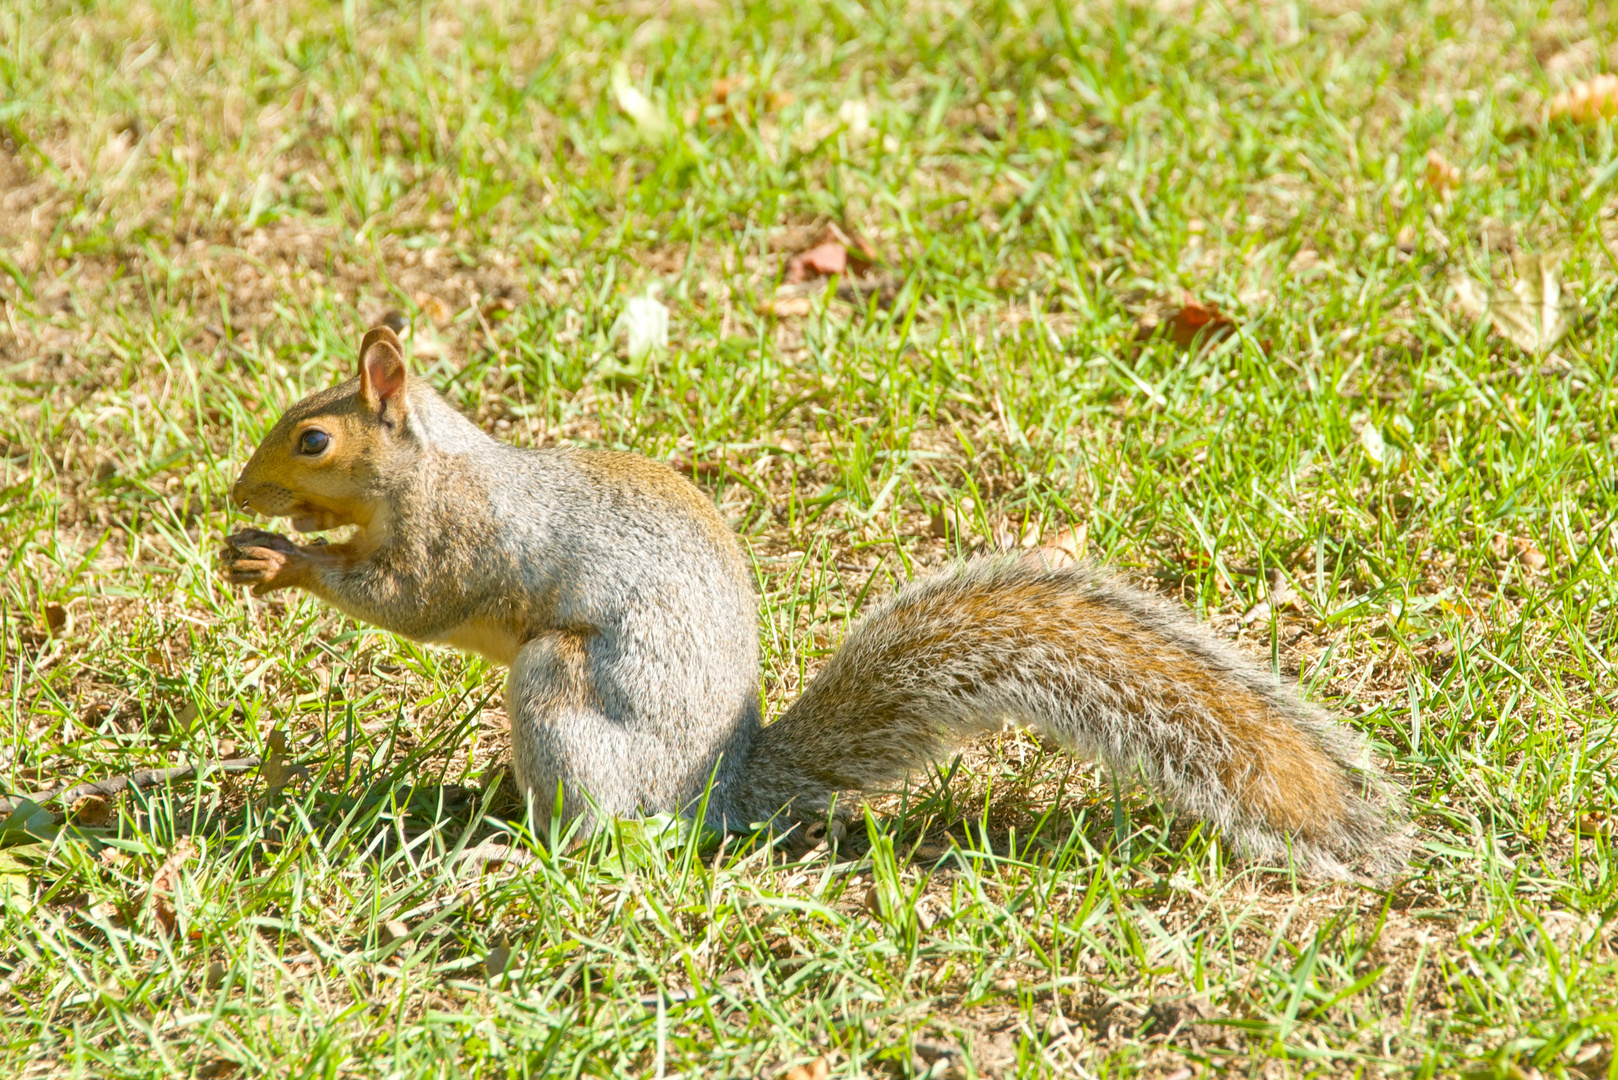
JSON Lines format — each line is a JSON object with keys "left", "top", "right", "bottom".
{"left": 222, "top": 529, "right": 311, "bottom": 596}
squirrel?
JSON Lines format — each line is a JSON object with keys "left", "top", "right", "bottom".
{"left": 221, "top": 325, "right": 1403, "bottom": 876}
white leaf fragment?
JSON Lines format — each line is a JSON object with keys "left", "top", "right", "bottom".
{"left": 611, "top": 63, "right": 666, "bottom": 137}
{"left": 621, "top": 293, "right": 669, "bottom": 363}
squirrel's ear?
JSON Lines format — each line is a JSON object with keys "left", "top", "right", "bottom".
{"left": 357, "top": 326, "right": 407, "bottom": 421}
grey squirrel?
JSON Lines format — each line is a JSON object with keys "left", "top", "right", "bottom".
{"left": 221, "top": 325, "right": 1403, "bottom": 875}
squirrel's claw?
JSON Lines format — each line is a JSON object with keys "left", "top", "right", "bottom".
{"left": 221, "top": 530, "right": 309, "bottom": 595}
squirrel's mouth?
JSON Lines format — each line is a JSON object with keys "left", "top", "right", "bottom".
{"left": 288, "top": 503, "right": 355, "bottom": 534}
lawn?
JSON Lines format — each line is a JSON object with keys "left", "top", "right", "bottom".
{"left": 4, "top": 0, "right": 1618, "bottom": 1076}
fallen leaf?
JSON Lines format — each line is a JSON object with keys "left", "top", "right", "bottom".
{"left": 1044, "top": 522, "right": 1087, "bottom": 566}
{"left": 43, "top": 603, "right": 68, "bottom": 635}
{"left": 1492, "top": 255, "right": 1574, "bottom": 354}
{"left": 761, "top": 293, "right": 814, "bottom": 318}
{"left": 913, "top": 1041, "right": 962, "bottom": 1076}
{"left": 1450, "top": 254, "right": 1577, "bottom": 355}
{"left": 1358, "top": 422, "right": 1390, "bottom": 467}
{"left": 485, "top": 938, "right": 512, "bottom": 978}
{"left": 787, "top": 241, "right": 848, "bottom": 283}
{"left": 68, "top": 794, "right": 113, "bottom": 828}
{"left": 1548, "top": 73, "right": 1618, "bottom": 123}
{"left": 415, "top": 293, "right": 451, "bottom": 326}
{"left": 1139, "top": 294, "right": 1236, "bottom": 349}
{"left": 1425, "top": 149, "right": 1461, "bottom": 195}
{"left": 258, "top": 729, "right": 309, "bottom": 793}
{"left": 838, "top": 98, "right": 871, "bottom": 141}
{"left": 1242, "top": 571, "right": 1302, "bottom": 625}
{"left": 149, "top": 837, "right": 198, "bottom": 936}
{"left": 782, "top": 1057, "right": 830, "bottom": 1080}
{"left": 610, "top": 62, "right": 667, "bottom": 137}
{"left": 1513, "top": 537, "right": 1547, "bottom": 572}
{"left": 863, "top": 883, "right": 883, "bottom": 917}
{"left": 786, "top": 225, "right": 878, "bottom": 284}
{"left": 618, "top": 292, "right": 669, "bottom": 363}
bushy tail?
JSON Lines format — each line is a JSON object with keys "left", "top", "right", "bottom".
{"left": 726, "top": 556, "right": 1403, "bottom": 877}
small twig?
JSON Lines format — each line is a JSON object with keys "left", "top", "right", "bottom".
{"left": 0, "top": 757, "right": 263, "bottom": 815}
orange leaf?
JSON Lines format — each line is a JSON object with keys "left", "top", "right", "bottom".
{"left": 786, "top": 241, "right": 847, "bottom": 283}
{"left": 1151, "top": 295, "right": 1236, "bottom": 348}
{"left": 1424, "top": 149, "right": 1461, "bottom": 194}
{"left": 1548, "top": 73, "right": 1618, "bottom": 123}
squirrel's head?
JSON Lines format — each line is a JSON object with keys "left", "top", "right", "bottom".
{"left": 232, "top": 325, "right": 414, "bottom": 533}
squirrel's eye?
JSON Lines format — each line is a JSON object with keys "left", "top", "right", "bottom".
{"left": 298, "top": 429, "right": 330, "bottom": 456}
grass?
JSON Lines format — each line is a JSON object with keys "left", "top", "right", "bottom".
{"left": 4, "top": 0, "right": 1618, "bottom": 1075}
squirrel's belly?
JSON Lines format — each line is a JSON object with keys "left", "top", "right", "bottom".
{"left": 438, "top": 618, "right": 523, "bottom": 666}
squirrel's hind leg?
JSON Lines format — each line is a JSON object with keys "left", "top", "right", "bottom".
{"left": 507, "top": 632, "right": 645, "bottom": 840}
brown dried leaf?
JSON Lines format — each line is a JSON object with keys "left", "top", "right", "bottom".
{"left": 710, "top": 75, "right": 742, "bottom": 105}
{"left": 1578, "top": 811, "right": 1611, "bottom": 838}
{"left": 761, "top": 293, "right": 814, "bottom": 318}
{"left": 1045, "top": 522, "right": 1087, "bottom": 565}
{"left": 1140, "top": 294, "right": 1236, "bottom": 349}
{"left": 68, "top": 794, "right": 113, "bottom": 828}
{"left": 1548, "top": 73, "right": 1618, "bottom": 123}
{"left": 863, "top": 883, "right": 883, "bottom": 916}
{"left": 782, "top": 1058, "right": 830, "bottom": 1080}
{"left": 149, "top": 838, "right": 198, "bottom": 936}
{"left": 786, "top": 240, "right": 847, "bottom": 283}
{"left": 1425, "top": 149, "right": 1462, "bottom": 194}
{"left": 415, "top": 292, "right": 452, "bottom": 327}
{"left": 43, "top": 603, "right": 69, "bottom": 635}
{"left": 259, "top": 729, "right": 309, "bottom": 793}
{"left": 1513, "top": 537, "right": 1547, "bottom": 572}
{"left": 151, "top": 838, "right": 197, "bottom": 896}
